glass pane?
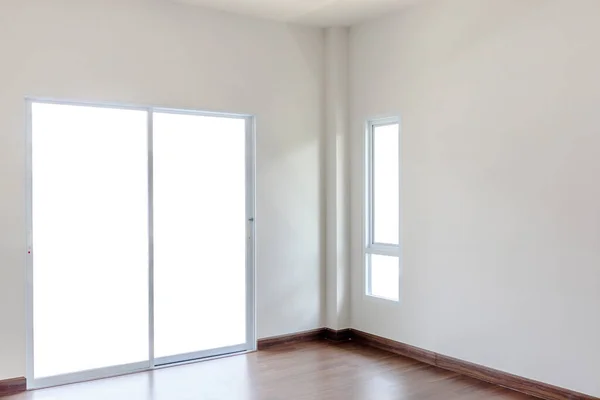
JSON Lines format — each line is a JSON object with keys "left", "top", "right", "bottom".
{"left": 32, "top": 103, "right": 149, "bottom": 378}
{"left": 368, "top": 254, "right": 400, "bottom": 301}
{"left": 372, "top": 123, "right": 399, "bottom": 245}
{"left": 153, "top": 112, "right": 247, "bottom": 359}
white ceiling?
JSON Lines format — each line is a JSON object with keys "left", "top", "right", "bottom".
{"left": 172, "top": 0, "right": 420, "bottom": 27}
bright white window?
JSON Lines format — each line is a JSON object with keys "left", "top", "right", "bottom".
{"left": 365, "top": 118, "right": 400, "bottom": 301}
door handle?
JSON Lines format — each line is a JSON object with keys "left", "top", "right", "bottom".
{"left": 246, "top": 218, "right": 254, "bottom": 240}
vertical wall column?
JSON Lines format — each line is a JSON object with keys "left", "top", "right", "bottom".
{"left": 325, "top": 27, "right": 350, "bottom": 330}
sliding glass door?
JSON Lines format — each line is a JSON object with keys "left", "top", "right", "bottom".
{"left": 27, "top": 101, "right": 255, "bottom": 389}
{"left": 30, "top": 103, "right": 150, "bottom": 387}
{"left": 153, "top": 112, "right": 249, "bottom": 364}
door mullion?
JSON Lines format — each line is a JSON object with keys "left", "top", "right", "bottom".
{"left": 147, "top": 109, "right": 156, "bottom": 368}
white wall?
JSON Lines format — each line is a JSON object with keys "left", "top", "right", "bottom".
{"left": 0, "top": 0, "right": 324, "bottom": 380}
{"left": 350, "top": 0, "right": 600, "bottom": 396}
{"left": 324, "top": 27, "right": 351, "bottom": 330}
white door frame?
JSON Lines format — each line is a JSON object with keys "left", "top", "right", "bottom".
{"left": 25, "top": 98, "right": 257, "bottom": 390}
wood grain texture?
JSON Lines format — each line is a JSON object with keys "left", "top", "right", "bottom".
{"left": 3, "top": 341, "right": 533, "bottom": 400}
{"left": 5, "top": 330, "right": 595, "bottom": 400}
{"left": 436, "top": 353, "right": 596, "bottom": 400}
{"left": 351, "top": 329, "right": 597, "bottom": 400}
{"left": 256, "top": 328, "right": 324, "bottom": 350}
{"left": 0, "top": 377, "right": 26, "bottom": 397}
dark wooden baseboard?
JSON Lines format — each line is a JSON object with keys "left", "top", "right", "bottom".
{"left": 257, "top": 328, "right": 325, "bottom": 350}
{"left": 323, "top": 328, "right": 352, "bottom": 342}
{"left": 352, "top": 329, "right": 436, "bottom": 365}
{"left": 351, "top": 329, "right": 597, "bottom": 400}
{"left": 0, "top": 377, "right": 26, "bottom": 397}
{"left": 257, "top": 327, "right": 353, "bottom": 350}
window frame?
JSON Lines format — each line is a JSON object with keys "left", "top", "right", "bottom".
{"left": 364, "top": 116, "right": 401, "bottom": 302}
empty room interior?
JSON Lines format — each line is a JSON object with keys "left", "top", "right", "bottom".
{"left": 1, "top": 0, "right": 599, "bottom": 399}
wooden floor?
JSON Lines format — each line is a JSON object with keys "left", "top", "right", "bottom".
{"left": 3, "top": 341, "right": 533, "bottom": 400}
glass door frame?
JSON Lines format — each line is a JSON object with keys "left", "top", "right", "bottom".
{"left": 25, "top": 98, "right": 257, "bottom": 390}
